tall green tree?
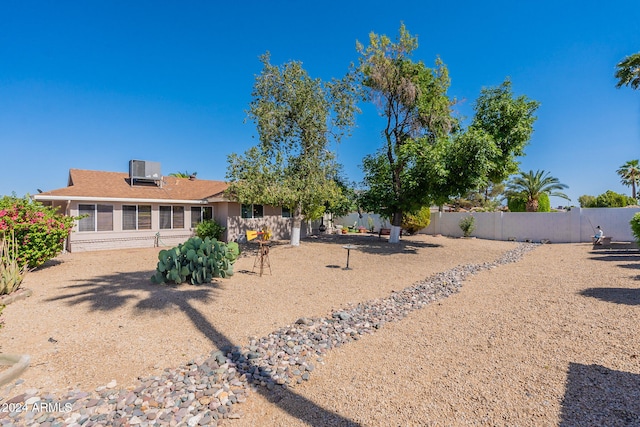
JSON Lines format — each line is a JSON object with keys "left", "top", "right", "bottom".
{"left": 426, "top": 128, "right": 499, "bottom": 208}
{"left": 579, "top": 191, "right": 636, "bottom": 208}
{"left": 615, "top": 52, "right": 640, "bottom": 90}
{"left": 356, "top": 24, "right": 475, "bottom": 243}
{"left": 616, "top": 159, "right": 640, "bottom": 200}
{"left": 470, "top": 79, "right": 540, "bottom": 189}
{"left": 226, "top": 53, "right": 359, "bottom": 246}
{"left": 504, "top": 170, "right": 570, "bottom": 212}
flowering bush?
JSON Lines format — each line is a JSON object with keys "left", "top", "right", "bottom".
{"left": 0, "top": 195, "right": 75, "bottom": 269}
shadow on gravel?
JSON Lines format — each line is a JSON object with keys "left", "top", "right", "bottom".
{"left": 591, "top": 250, "right": 640, "bottom": 262}
{"left": 309, "top": 233, "right": 441, "bottom": 256}
{"left": 579, "top": 287, "right": 640, "bottom": 305}
{"left": 560, "top": 363, "right": 640, "bottom": 426}
{"left": 31, "top": 258, "right": 63, "bottom": 271}
{"left": 589, "top": 250, "right": 640, "bottom": 281}
{"left": 47, "top": 270, "right": 361, "bottom": 426}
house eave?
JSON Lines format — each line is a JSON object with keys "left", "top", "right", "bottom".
{"left": 206, "top": 197, "right": 230, "bottom": 203}
{"left": 33, "top": 195, "right": 211, "bottom": 205}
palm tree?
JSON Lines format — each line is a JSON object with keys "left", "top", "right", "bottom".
{"left": 169, "top": 171, "right": 197, "bottom": 179}
{"left": 504, "top": 170, "right": 570, "bottom": 212}
{"left": 615, "top": 52, "right": 640, "bottom": 90}
{"left": 617, "top": 159, "right": 640, "bottom": 200}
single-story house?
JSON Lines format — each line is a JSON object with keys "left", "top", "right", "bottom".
{"left": 33, "top": 162, "right": 304, "bottom": 252}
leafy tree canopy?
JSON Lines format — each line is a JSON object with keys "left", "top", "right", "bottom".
{"left": 225, "top": 53, "right": 359, "bottom": 245}
{"left": 470, "top": 78, "right": 540, "bottom": 185}
{"left": 579, "top": 190, "right": 637, "bottom": 208}
{"left": 355, "top": 24, "right": 542, "bottom": 241}
{"left": 615, "top": 52, "right": 640, "bottom": 90}
{"left": 355, "top": 24, "right": 498, "bottom": 242}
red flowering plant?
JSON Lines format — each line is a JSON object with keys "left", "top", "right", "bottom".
{"left": 0, "top": 195, "right": 75, "bottom": 269}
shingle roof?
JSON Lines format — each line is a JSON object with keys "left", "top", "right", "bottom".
{"left": 35, "top": 169, "right": 228, "bottom": 201}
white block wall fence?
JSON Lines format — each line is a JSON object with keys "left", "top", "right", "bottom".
{"left": 336, "top": 208, "right": 640, "bottom": 243}
{"left": 423, "top": 207, "right": 640, "bottom": 243}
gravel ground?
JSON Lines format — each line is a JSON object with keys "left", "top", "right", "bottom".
{"left": 0, "top": 233, "right": 638, "bottom": 426}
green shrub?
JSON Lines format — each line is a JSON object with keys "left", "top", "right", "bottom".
{"left": 459, "top": 215, "right": 476, "bottom": 237}
{"left": 580, "top": 191, "right": 636, "bottom": 208}
{"left": 578, "top": 195, "right": 597, "bottom": 208}
{"left": 507, "top": 196, "right": 525, "bottom": 212}
{"left": 402, "top": 207, "right": 431, "bottom": 235}
{"left": 0, "top": 195, "right": 75, "bottom": 269}
{"left": 631, "top": 213, "right": 640, "bottom": 244}
{"left": 595, "top": 190, "right": 636, "bottom": 207}
{"left": 195, "top": 219, "right": 226, "bottom": 241}
{"left": 151, "top": 236, "right": 240, "bottom": 285}
{"left": 537, "top": 193, "right": 551, "bottom": 212}
{"left": 507, "top": 193, "right": 550, "bottom": 212}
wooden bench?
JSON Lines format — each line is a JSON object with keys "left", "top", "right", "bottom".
{"left": 378, "top": 228, "right": 391, "bottom": 237}
{"left": 592, "top": 236, "right": 612, "bottom": 248}
{"left": 378, "top": 228, "right": 403, "bottom": 238}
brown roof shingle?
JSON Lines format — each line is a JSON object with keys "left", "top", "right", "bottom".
{"left": 36, "top": 169, "right": 228, "bottom": 201}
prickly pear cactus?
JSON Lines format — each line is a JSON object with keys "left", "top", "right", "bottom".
{"left": 151, "top": 236, "right": 241, "bottom": 285}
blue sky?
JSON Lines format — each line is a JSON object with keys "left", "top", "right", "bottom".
{"left": 1, "top": 1, "right": 639, "bottom": 207}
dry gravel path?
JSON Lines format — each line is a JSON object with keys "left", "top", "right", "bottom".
{"left": 0, "top": 234, "right": 638, "bottom": 426}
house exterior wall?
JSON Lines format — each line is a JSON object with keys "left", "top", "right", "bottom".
{"left": 224, "top": 202, "right": 296, "bottom": 242}
{"left": 67, "top": 201, "right": 207, "bottom": 252}
{"left": 64, "top": 200, "right": 314, "bottom": 252}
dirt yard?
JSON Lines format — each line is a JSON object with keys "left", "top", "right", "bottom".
{"left": 1, "top": 233, "right": 638, "bottom": 425}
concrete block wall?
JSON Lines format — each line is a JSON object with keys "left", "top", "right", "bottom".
{"left": 424, "top": 208, "right": 640, "bottom": 243}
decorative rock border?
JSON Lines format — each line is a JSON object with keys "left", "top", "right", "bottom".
{"left": 0, "top": 288, "right": 32, "bottom": 306}
{"left": 0, "top": 354, "right": 30, "bottom": 388}
{"left": 0, "top": 243, "right": 538, "bottom": 426}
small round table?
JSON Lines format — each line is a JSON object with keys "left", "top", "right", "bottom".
{"left": 342, "top": 245, "right": 357, "bottom": 270}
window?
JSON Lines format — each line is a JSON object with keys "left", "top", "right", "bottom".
{"left": 190, "top": 206, "right": 213, "bottom": 228}
{"left": 139, "top": 205, "right": 152, "bottom": 229}
{"left": 241, "top": 204, "right": 263, "bottom": 219}
{"left": 160, "top": 206, "right": 185, "bottom": 229}
{"left": 160, "top": 206, "right": 171, "bottom": 229}
{"left": 281, "top": 207, "right": 291, "bottom": 218}
{"left": 123, "top": 205, "right": 152, "bottom": 230}
{"left": 78, "top": 204, "right": 113, "bottom": 232}
{"left": 173, "top": 206, "right": 184, "bottom": 229}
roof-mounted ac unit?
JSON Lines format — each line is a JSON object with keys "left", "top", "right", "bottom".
{"left": 129, "top": 160, "right": 162, "bottom": 185}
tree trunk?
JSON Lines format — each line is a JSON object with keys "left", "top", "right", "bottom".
{"left": 389, "top": 211, "right": 402, "bottom": 244}
{"left": 526, "top": 198, "right": 538, "bottom": 212}
{"left": 290, "top": 204, "right": 302, "bottom": 247}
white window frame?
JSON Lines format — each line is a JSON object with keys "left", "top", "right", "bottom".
{"left": 78, "top": 204, "right": 113, "bottom": 232}
{"left": 122, "top": 205, "right": 152, "bottom": 230}
{"left": 160, "top": 205, "right": 185, "bottom": 229}
{"left": 190, "top": 206, "right": 213, "bottom": 228}
{"left": 241, "top": 204, "right": 263, "bottom": 219}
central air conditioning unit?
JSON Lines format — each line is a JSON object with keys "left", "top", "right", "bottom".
{"left": 129, "top": 160, "right": 162, "bottom": 186}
